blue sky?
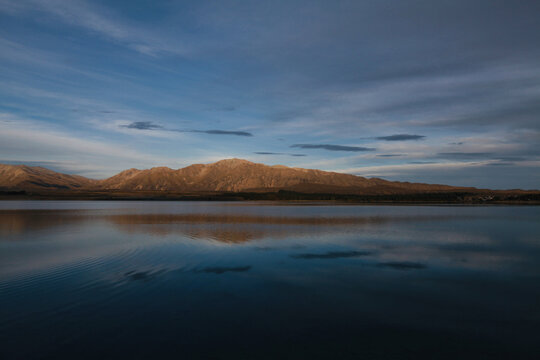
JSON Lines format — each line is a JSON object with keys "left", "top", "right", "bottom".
{"left": 1, "top": 0, "right": 539, "bottom": 189}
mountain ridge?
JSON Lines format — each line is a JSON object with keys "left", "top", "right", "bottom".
{"left": 0, "top": 159, "right": 531, "bottom": 195}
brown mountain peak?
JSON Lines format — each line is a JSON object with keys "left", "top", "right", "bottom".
{"left": 210, "top": 158, "right": 255, "bottom": 167}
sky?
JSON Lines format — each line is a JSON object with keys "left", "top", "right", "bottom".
{"left": 1, "top": 0, "right": 539, "bottom": 189}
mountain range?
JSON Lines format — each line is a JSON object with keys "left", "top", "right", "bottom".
{"left": 0, "top": 159, "right": 537, "bottom": 201}
{"left": 1, "top": 159, "right": 470, "bottom": 193}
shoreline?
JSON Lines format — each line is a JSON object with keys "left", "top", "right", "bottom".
{"left": 1, "top": 190, "right": 539, "bottom": 205}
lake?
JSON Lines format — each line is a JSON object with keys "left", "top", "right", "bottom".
{"left": 1, "top": 201, "right": 539, "bottom": 359}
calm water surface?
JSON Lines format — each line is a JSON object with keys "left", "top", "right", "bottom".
{"left": 1, "top": 201, "right": 539, "bottom": 359}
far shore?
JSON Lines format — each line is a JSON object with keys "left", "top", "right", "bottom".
{"left": 1, "top": 189, "right": 539, "bottom": 204}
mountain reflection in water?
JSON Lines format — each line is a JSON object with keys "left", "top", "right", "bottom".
{"left": 0, "top": 202, "right": 539, "bottom": 360}
{"left": 0, "top": 209, "right": 479, "bottom": 242}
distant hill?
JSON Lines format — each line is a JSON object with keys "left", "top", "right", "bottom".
{"left": 1, "top": 159, "right": 538, "bottom": 203}
{"left": 0, "top": 164, "right": 97, "bottom": 191}
{"left": 99, "top": 159, "right": 475, "bottom": 194}
{"left": 1, "top": 159, "right": 474, "bottom": 194}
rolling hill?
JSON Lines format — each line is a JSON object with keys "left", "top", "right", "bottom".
{"left": 0, "top": 164, "right": 97, "bottom": 191}
{"left": 0, "top": 159, "right": 472, "bottom": 195}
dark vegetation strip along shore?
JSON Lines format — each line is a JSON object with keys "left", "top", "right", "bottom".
{"left": 1, "top": 190, "right": 539, "bottom": 204}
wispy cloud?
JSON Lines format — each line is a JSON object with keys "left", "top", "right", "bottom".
{"left": 485, "top": 162, "right": 514, "bottom": 166}
{"left": 263, "top": 62, "right": 540, "bottom": 141}
{"left": 0, "top": 0, "right": 189, "bottom": 56}
{"left": 291, "top": 144, "right": 375, "bottom": 152}
{"left": 338, "top": 161, "right": 489, "bottom": 176}
{"left": 120, "top": 121, "right": 163, "bottom": 130}
{"left": 337, "top": 160, "right": 540, "bottom": 189}
{"left": 191, "top": 130, "right": 252, "bottom": 137}
{"left": 254, "top": 152, "right": 306, "bottom": 157}
{"left": 437, "top": 152, "right": 493, "bottom": 159}
{"left": 0, "top": 114, "right": 169, "bottom": 177}
{"left": 120, "top": 121, "right": 252, "bottom": 137}
{"left": 0, "top": 113, "right": 240, "bottom": 178}
{"left": 375, "top": 134, "right": 425, "bottom": 141}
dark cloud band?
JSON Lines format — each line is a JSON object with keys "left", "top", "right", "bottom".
{"left": 121, "top": 121, "right": 163, "bottom": 130}
{"left": 291, "top": 144, "right": 375, "bottom": 152}
{"left": 190, "top": 129, "right": 252, "bottom": 137}
{"left": 376, "top": 134, "right": 425, "bottom": 141}
{"left": 254, "top": 152, "right": 306, "bottom": 157}
{"left": 120, "top": 122, "right": 252, "bottom": 137}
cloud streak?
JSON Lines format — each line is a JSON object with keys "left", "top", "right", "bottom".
{"left": 291, "top": 144, "right": 375, "bottom": 152}
{"left": 437, "top": 152, "right": 493, "bottom": 159}
{"left": 121, "top": 121, "right": 163, "bottom": 130}
{"left": 120, "top": 122, "right": 252, "bottom": 137}
{"left": 254, "top": 152, "right": 306, "bottom": 157}
{"left": 190, "top": 130, "right": 252, "bottom": 137}
{"left": 0, "top": 114, "right": 176, "bottom": 178}
{"left": 375, "top": 134, "right": 425, "bottom": 141}
{"left": 0, "top": 0, "right": 189, "bottom": 56}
